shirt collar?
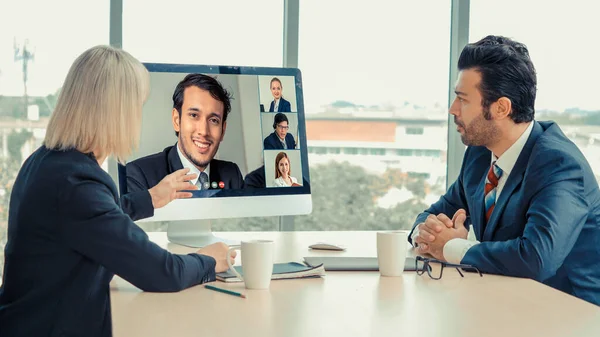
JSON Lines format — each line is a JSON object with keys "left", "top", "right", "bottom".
{"left": 492, "top": 121, "right": 534, "bottom": 177}
{"left": 176, "top": 142, "right": 209, "bottom": 185}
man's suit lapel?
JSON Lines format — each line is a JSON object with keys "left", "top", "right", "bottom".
{"left": 271, "top": 133, "right": 283, "bottom": 149}
{"left": 463, "top": 148, "right": 490, "bottom": 241}
{"left": 167, "top": 143, "right": 184, "bottom": 172}
{"left": 209, "top": 160, "right": 220, "bottom": 189}
{"left": 472, "top": 172, "right": 487, "bottom": 240}
{"left": 482, "top": 121, "right": 543, "bottom": 241}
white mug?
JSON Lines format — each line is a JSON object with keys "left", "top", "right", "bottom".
{"left": 227, "top": 240, "right": 274, "bottom": 289}
{"left": 377, "top": 231, "right": 408, "bottom": 277}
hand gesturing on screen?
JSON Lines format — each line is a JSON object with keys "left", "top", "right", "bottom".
{"left": 148, "top": 168, "right": 198, "bottom": 209}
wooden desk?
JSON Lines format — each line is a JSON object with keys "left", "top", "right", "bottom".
{"left": 110, "top": 231, "right": 600, "bottom": 337}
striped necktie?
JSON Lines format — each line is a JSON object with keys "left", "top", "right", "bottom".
{"left": 196, "top": 171, "right": 209, "bottom": 190}
{"left": 484, "top": 161, "right": 503, "bottom": 223}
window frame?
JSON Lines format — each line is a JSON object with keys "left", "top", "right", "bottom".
{"left": 108, "top": 0, "right": 471, "bottom": 231}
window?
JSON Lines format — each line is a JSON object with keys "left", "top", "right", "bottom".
{"left": 0, "top": 0, "right": 109, "bottom": 275}
{"left": 396, "top": 149, "right": 413, "bottom": 156}
{"left": 406, "top": 127, "right": 424, "bottom": 135}
{"left": 122, "top": 1, "right": 284, "bottom": 232}
{"left": 123, "top": 0, "right": 284, "bottom": 67}
{"left": 295, "top": 1, "right": 451, "bottom": 231}
{"left": 315, "top": 147, "right": 327, "bottom": 155}
{"left": 470, "top": 0, "right": 600, "bottom": 181}
{"left": 369, "top": 148, "right": 385, "bottom": 156}
{"left": 425, "top": 150, "right": 441, "bottom": 158}
{"left": 343, "top": 147, "right": 358, "bottom": 155}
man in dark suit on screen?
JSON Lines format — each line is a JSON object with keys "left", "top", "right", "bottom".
{"left": 263, "top": 113, "right": 296, "bottom": 150}
{"left": 126, "top": 74, "right": 243, "bottom": 193}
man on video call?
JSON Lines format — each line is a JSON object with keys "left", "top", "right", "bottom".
{"left": 126, "top": 74, "right": 244, "bottom": 196}
{"left": 409, "top": 35, "right": 600, "bottom": 306}
{"left": 263, "top": 112, "right": 296, "bottom": 150}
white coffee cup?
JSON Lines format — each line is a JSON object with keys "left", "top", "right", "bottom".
{"left": 227, "top": 240, "right": 274, "bottom": 289}
{"left": 377, "top": 231, "right": 408, "bottom": 277}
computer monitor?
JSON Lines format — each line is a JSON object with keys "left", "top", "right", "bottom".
{"left": 118, "top": 63, "right": 312, "bottom": 247}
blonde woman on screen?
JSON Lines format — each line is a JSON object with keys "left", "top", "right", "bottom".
{"left": 273, "top": 152, "right": 300, "bottom": 187}
{"left": 268, "top": 77, "right": 292, "bottom": 112}
{"left": 0, "top": 45, "right": 235, "bottom": 337}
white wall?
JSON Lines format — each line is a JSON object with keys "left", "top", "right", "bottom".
{"left": 264, "top": 150, "right": 303, "bottom": 187}
{"left": 260, "top": 112, "right": 300, "bottom": 149}
{"left": 130, "top": 72, "right": 180, "bottom": 161}
{"left": 237, "top": 75, "right": 264, "bottom": 173}
{"left": 214, "top": 74, "right": 245, "bottom": 172}
{"left": 258, "top": 75, "right": 297, "bottom": 112}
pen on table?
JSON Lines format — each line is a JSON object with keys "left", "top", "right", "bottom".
{"left": 205, "top": 284, "right": 246, "bottom": 299}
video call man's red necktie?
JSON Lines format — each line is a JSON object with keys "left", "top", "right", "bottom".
{"left": 484, "top": 161, "right": 503, "bottom": 223}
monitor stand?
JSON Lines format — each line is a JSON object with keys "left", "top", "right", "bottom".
{"left": 166, "top": 220, "right": 239, "bottom": 248}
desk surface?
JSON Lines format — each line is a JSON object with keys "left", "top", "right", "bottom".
{"left": 110, "top": 231, "right": 600, "bottom": 337}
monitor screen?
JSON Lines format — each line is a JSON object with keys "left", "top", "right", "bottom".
{"left": 120, "top": 64, "right": 312, "bottom": 223}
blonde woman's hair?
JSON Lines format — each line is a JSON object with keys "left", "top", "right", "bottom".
{"left": 44, "top": 45, "right": 149, "bottom": 163}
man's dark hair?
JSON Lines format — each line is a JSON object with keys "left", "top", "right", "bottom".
{"left": 172, "top": 73, "right": 233, "bottom": 136}
{"left": 273, "top": 112, "right": 289, "bottom": 129}
{"left": 458, "top": 35, "right": 537, "bottom": 123}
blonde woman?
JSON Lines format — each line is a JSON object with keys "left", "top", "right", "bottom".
{"left": 0, "top": 46, "right": 235, "bottom": 337}
{"left": 273, "top": 152, "right": 300, "bottom": 187}
{"left": 267, "top": 77, "right": 291, "bottom": 112}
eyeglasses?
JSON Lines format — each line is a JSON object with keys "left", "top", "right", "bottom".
{"left": 277, "top": 124, "right": 289, "bottom": 130}
{"left": 415, "top": 256, "right": 483, "bottom": 280}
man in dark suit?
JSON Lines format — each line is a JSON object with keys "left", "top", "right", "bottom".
{"left": 126, "top": 73, "right": 243, "bottom": 193}
{"left": 127, "top": 144, "right": 243, "bottom": 192}
{"left": 263, "top": 112, "right": 296, "bottom": 150}
{"left": 244, "top": 165, "right": 266, "bottom": 188}
{"left": 268, "top": 77, "right": 292, "bottom": 112}
{"left": 410, "top": 35, "right": 600, "bottom": 306}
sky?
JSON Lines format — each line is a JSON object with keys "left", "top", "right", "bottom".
{"left": 0, "top": 0, "right": 599, "bottom": 113}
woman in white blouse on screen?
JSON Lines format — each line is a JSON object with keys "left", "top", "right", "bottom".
{"left": 273, "top": 152, "right": 299, "bottom": 187}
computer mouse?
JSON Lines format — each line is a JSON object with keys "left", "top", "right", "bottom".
{"left": 309, "top": 242, "right": 346, "bottom": 251}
